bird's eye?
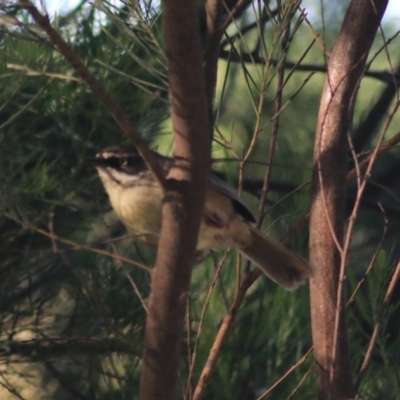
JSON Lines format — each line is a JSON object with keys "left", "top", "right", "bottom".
{"left": 120, "top": 158, "right": 128, "bottom": 168}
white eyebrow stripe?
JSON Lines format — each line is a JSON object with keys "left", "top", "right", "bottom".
{"left": 99, "top": 152, "right": 119, "bottom": 159}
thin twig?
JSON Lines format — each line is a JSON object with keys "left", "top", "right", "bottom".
{"left": 263, "top": 182, "right": 310, "bottom": 220}
{"left": 46, "top": 210, "right": 120, "bottom": 335}
{"left": 218, "top": 51, "right": 400, "bottom": 85}
{"left": 256, "top": 20, "right": 291, "bottom": 228}
{"left": 7, "top": 63, "right": 82, "bottom": 81}
{"left": 346, "top": 202, "right": 388, "bottom": 307}
{"left": 185, "top": 253, "right": 227, "bottom": 400}
{"left": 0, "top": 373, "right": 25, "bottom": 400}
{"left": 287, "top": 368, "right": 312, "bottom": 400}
{"left": 220, "top": 7, "right": 278, "bottom": 48}
{"left": 298, "top": 7, "right": 329, "bottom": 56}
{"left": 220, "top": 0, "right": 253, "bottom": 32}
{"left": 4, "top": 212, "right": 151, "bottom": 273}
{"left": 332, "top": 99, "right": 400, "bottom": 376}
{"left": 125, "top": 272, "right": 149, "bottom": 313}
{"left": 355, "top": 259, "right": 400, "bottom": 393}
{"left": 0, "top": 83, "right": 48, "bottom": 130}
{"left": 347, "top": 129, "right": 400, "bottom": 183}
{"left": 185, "top": 295, "right": 193, "bottom": 400}
{"left": 256, "top": 347, "right": 313, "bottom": 399}
{"left": 19, "top": 0, "right": 166, "bottom": 187}
{"left": 192, "top": 273, "right": 253, "bottom": 400}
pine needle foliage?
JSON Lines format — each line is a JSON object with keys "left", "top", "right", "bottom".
{"left": 0, "top": 1, "right": 399, "bottom": 399}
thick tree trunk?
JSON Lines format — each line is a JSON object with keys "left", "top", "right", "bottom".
{"left": 309, "top": 1, "right": 388, "bottom": 399}
{"left": 139, "top": 1, "right": 212, "bottom": 399}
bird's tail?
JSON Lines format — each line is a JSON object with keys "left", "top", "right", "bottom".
{"left": 239, "top": 227, "right": 311, "bottom": 290}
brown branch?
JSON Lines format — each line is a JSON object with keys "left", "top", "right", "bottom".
{"left": 192, "top": 273, "right": 257, "bottom": 400}
{"left": 3, "top": 212, "right": 151, "bottom": 273}
{"left": 333, "top": 97, "right": 400, "bottom": 391}
{"left": 215, "top": 13, "right": 294, "bottom": 382}
{"left": 192, "top": 123, "right": 400, "bottom": 399}
{"left": 256, "top": 347, "right": 313, "bottom": 400}
{"left": 256, "top": 22, "right": 291, "bottom": 227}
{"left": 219, "top": 50, "right": 400, "bottom": 85}
{"left": 204, "top": 0, "right": 224, "bottom": 112}
{"left": 287, "top": 368, "right": 313, "bottom": 399}
{"left": 347, "top": 129, "right": 400, "bottom": 182}
{"left": 220, "top": 8, "right": 279, "bottom": 48}
{"left": 309, "top": 1, "right": 388, "bottom": 400}
{"left": 139, "top": 0, "right": 212, "bottom": 399}
{"left": 186, "top": 253, "right": 227, "bottom": 399}
{"left": 19, "top": 1, "right": 166, "bottom": 187}
{"left": 220, "top": 0, "right": 253, "bottom": 33}
{"left": 0, "top": 373, "right": 25, "bottom": 400}
{"left": 346, "top": 203, "right": 388, "bottom": 307}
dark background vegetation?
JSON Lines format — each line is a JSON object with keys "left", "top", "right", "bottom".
{"left": 0, "top": 1, "right": 399, "bottom": 399}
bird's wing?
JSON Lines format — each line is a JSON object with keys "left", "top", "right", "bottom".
{"left": 208, "top": 174, "right": 256, "bottom": 223}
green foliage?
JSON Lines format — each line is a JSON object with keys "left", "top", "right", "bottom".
{"left": 348, "top": 252, "right": 400, "bottom": 399}
{"left": 0, "top": 0, "right": 399, "bottom": 399}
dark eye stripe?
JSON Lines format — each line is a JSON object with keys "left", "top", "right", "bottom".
{"left": 105, "top": 156, "right": 125, "bottom": 169}
{"left": 103, "top": 155, "right": 146, "bottom": 171}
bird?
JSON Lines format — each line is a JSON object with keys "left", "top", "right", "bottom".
{"left": 90, "top": 145, "right": 311, "bottom": 290}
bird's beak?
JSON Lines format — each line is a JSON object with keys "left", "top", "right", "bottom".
{"left": 84, "top": 156, "right": 107, "bottom": 167}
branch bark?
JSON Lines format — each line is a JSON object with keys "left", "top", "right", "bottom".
{"left": 218, "top": 50, "right": 400, "bottom": 85}
{"left": 204, "top": 0, "right": 224, "bottom": 109}
{"left": 309, "top": 1, "right": 388, "bottom": 399}
{"left": 139, "top": 0, "right": 212, "bottom": 399}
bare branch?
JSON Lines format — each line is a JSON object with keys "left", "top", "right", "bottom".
{"left": 192, "top": 274, "right": 254, "bottom": 400}
{"left": 3, "top": 212, "right": 151, "bottom": 273}
{"left": 19, "top": 0, "right": 166, "bottom": 187}
{"left": 355, "top": 259, "right": 400, "bottom": 392}
{"left": 204, "top": 0, "right": 224, "bottom": 110}
{"left": 139, "top": 0, "right": 212, "bottom": 398}
{"left": 220, "top": 0, "right": 253, "bottom": 33}
{"left": 219, "top": 51, "right": 400, "bottom": 85}
{"left": 256, "top": 22, "right": 291, "bottom": 227}
{"left": 256, "top": 347, "right": 313, "bottom": 400}
{"left": 309, "top": 1, "right": 388, "bottom": 399}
